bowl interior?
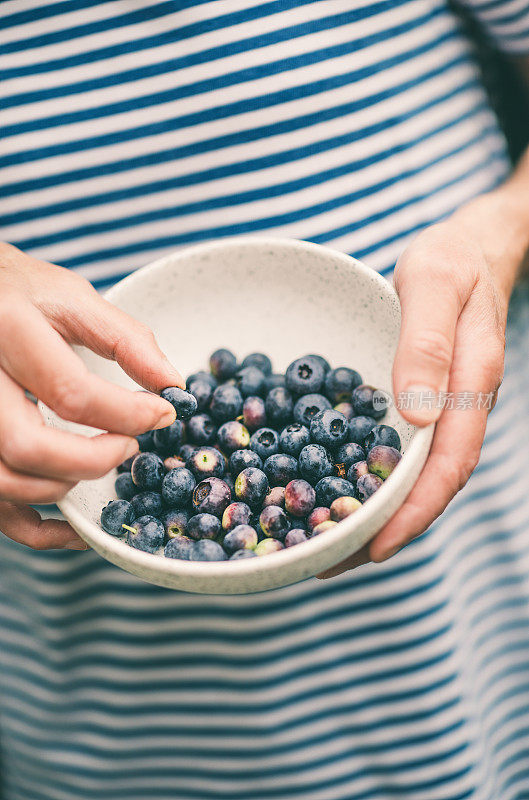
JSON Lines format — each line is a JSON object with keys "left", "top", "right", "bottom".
{"left": 41, "top": 238, "right": 427, "bottom": 593}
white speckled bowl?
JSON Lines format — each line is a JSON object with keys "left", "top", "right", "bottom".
{"left": 41, "top": 238, "right": 433, "bottom": 594}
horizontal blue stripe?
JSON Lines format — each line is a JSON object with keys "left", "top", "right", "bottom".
{"left": 0, "top": 0, "right": 119, "bottom": 28}
{"left": 1, "top": 0, "right": 411, "bottom": 110}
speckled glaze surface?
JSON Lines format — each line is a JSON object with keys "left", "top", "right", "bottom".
{"left": 40, "top": 238, "right": 434, "bottom": 594}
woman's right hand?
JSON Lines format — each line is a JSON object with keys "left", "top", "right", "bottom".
{"left": 0, "top": 243, "right": 184, "bottom": 550}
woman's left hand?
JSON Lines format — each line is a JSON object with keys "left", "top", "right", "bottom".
{"left": 319, "top": 188, "right": 525, "bottom": 578}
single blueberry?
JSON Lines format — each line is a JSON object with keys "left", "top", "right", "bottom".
{"left": 279, "top": 423, "right": 311, "bottom": 457}
{"left": 285, "top": 356, "right": 325, "bottom": 395}
{"left": 153, "top": 419, "right": 185, "bottom": 454}
{"left": 249, "top": 427, "right": 280, "bottom": 461}
{"left": 285, "top": 529, "right": 308, "bottom": 547}
{"left": 114, "top": 472, "right": 136, "bottom": 501}
{"left": 209, "top": 384, "right": 243, "bottom": 422}
{"left": 254, "top": 538, "right": 284, "bottom": 556}
{"left": 356, "top": 473, "right": 383, "bottom": 501}
{"left": 131, "top": 452, "right": 165, "bottom": 490}
{"left": 164, "top": 535, "right": 194, "bottom": 560}
{"left": 284, "top": 479, "right": 316, "bottom": 518}
{"left": 192, "top": 539, "right": 228, "bottom": 561}
{"left": 307, "top": 507, "right": 331, "bottom": 533}
{"left": 131, "top": 491, "right": 163, "bottom": 518}
{"left": 265, "top": 387, "right": 294, "bottom": 428}
{"left": 314, "top": 476, "right": 356, "bottom": 507}
{"left": 192, "top": 477, "right": 232, "bottom": 517}
{"left": 351, "top": 384, "right": 387, "bottom": 420}
{"left": 241, "top": 352, "right": 272, "bottom": 375}
{"left": 186, "top": 370, "right": 217, "bottom": 390}
{"left": 222, "top": 501, "right": 252, "bottom": 531}
{"left": 298, "top": 444, "right": 334, "bottom": 484}
{"left": 223, "top": 524, "right": 258, "bottom": 554}
{"left": 187, "top": 513, "right": 222, "bottom": 540}
{"left": 161, "top": 508, "right": 189, "bottom": 538}
{"left": 346, "top": 460, "right": 369, "bottom": 484}
{"left": 161, "top": 468, "right": 196, "bottom": 508}
{"left": 334, "top": 442, "right": 366, "bottom": 472}
{"left": 263, "top": 486, "right": 286, "bottom": 508}
{"left": 310, "top": 409, "right": 349, "bottom": 449}
{"left": 187, "top": 446, "right": 226, "bottom": 479}
{"left": 161, "top": 387, "right": 198, "bottom": 420}
{"left": 234, "top": 467, "right": 269, "bottom": 509}
{"left": 324, "top": 367, "right": 362, "bottom": 403}
{"left": 217, "top": 420, "right": 250, "bottom": 453}
{"left": 136, "top": 431, "right": 156, "bottom": 452}
{"left": 187, "top": 379, "right": 214, "bottom": 411}
{"left": 100, "top": 499, "right": 134, "bottom": 536}
{"left": 293, "top": 393, "right": 332, "bottom": 426}
{"left": 348, "top": 415, "right": 376, "bottom": 444}
{"left": 364, "top": 424, "right": 401, "bottom": 452}
{"left": 229, "top": 448, "right": 263, "bottom": 477}
{"left": 230, "top": 549, "right": 258, "bottom": 560}
{"left": 366, "top": 445, "right": 401, "bottom": 480}
{"left": 302, "top": 354, "right": 331, "bottom": 374}
{"left": 234, "top": 366, "right": 267, "bottom": 398}
{"left": 242, "top": 396, "right": 267, "bottom": 431}
{"left": 187, "top": 413, "right": 217, "bottom": 446}
{"left": 126, "top": 515, "right": 165, "bottom": 553}
{"left": 263, "top": 453, "right": 298, "bottom": 487}
{"left": 259, "top": 505, "right": 290, "bottom": 541}
{"left": 209, "top": 348, "right": 237, "bottom": 381}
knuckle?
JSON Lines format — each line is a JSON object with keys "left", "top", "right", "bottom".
{"left": 0, "top": 428, "right": 34, "bottom": 471}
{"left": 49, "top": 376, "right": 89, "bottom": 421}
{"left": 409, "top": 329, "right": 453, "bottom": 371}
{"left": 442, "top": 451, "right": 479, "bottom": 494}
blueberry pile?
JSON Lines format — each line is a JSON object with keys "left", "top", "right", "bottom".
{"left": 100, "top": 350, "right": 402, "bottom": 561}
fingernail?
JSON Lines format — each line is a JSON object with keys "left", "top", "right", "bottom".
{"left": 65, "top": 540, "right": 90, "bottom": 550}
{"left": 153, "top": 403, "right": 177, "bottom": 429}
{"left": 402, "top": 385, "right": 443, "bottom": 423}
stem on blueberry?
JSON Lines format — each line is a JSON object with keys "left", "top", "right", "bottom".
{"left": 121, "top": 524, "right": 137, "bottom": 534}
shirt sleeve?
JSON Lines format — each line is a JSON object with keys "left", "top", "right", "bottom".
{"left": 456, "top": 0, "right": 529, "bottom": 54}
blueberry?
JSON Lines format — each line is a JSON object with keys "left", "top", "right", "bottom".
{"left": 161, "top": 508, "right": 189, "bottom": 538}
{"left": 217, "top": 420, "right": 250, "bottom": 453}
{"left": 262, "top": 486, "right": 286, "bottom": 508}
{"left": 285, "top": 356, "right": 325, "bottom": 395}
{"left": 161, "top": 467, "right": 196, "bottom": 508}
{"left": 234, "top": 366, "right": 267, "bottom": 398}
{"left": 285, "top": 529, "right": 308, "bottom": 547}
{"left": 230, "top": 549, "right": 258, "bottom": 560}
{"left": 179, "top": 443, "right": 198, "bottom": 462}
{"left": 255, "top": 538, "right": 284, "bottom": 556}
{"left": 210, "top": 384, "right": 243, "bottom": 422}
{"left": 136, "top": 431, "right": 156, "bottom": 452}
{"left": 100, "top": 499, "right": 134, "bottom": 536}
{"left": 164, "top": 455, "right": 186, "bottom": 470}
{"left": 187, "top": 513, "right": 222, "bottom": 540}
{"left": 334, "top": 402, "right": 355, "bottom": 421}
{"left": 223, "top": 524, "right": 258, "bottom": 554}
{"left": 284, "top": 479, "right": 316, "bottom": 518}
{"left": 298, "top": 444, "right": 333, "bottom": 484}
{"left": 187, "top": 413, "right": 217, "bottom": 445}
{"left": 330, "top": 496, "right": 362, "bottom": 521}
{"left": 234, "top": 467, "right": 269, "bottom": 509}
{"left": 187, "top": 446, "right": 226, "bottom": 479}
{"left": 348, "top": 415, "right": 376, "bottom": 444}
{"left": 259, "top": 505, "right": 290, "bottom": 540}
{"left": 264, "top": 373, "right": 286, "bottom": 393}
{"left": 192, "top": 477, "right": 231, "bottom": 517}
{"left": 312, "top": 520, "right": 338, "bottom": 536}
{"left": 285, "top": 512, "right": 307, "bottom": 531}
{"left": 241, "top": 352, "right": 272, "bottom": 375}
{"left": 249, "top": 427, "right": 280, "bottom": 461}
{"left": 209, "top": 348, "right": 237, "bottom": 381}
{"left": 242, "top": 396, "right": 267, "bottom": 431}
{"left": 115, "top": 472, "right": 136, "bottom": 500}
{"left": 224, "top": 472, "right": 236, "bottom": 496}
{"left": 310, "top": 409, "right": 349, "bottom": 449}
{"left": 161, "top": 387, "right": 198, "bottom": 420}
{"left": 229, "top": 448, "right": 263, "bottom": 477}
{"left": 131, "top": 491, "right": 163, "bottom": 518}
{"left": 315, "top": 476, "right": 356, "bottom": 506}
{"left": 126, "top": 515, "right": 164, "bottom": 553}
{"left": 265, "top": 387, "right": 294, "bottom": 428}
{"left": 365, "top": 424, "right": 401, "bottom": 452}
{"left": 192, "top": 539, "right": 228, "bottom": 561}
{"left": 293, "top": 394, "right": 332, "bottom": 426}
{"left": 347, "top": 460, "right": 369, "bottom": 484}
{"left": 186, "top": 371, "right": 217, "bottom": 390}
{"left": 356, "top": 473, "right": 383, "bottom": 501}
{"left": 351, "top": 384, "right": 387, "bottom": 419}
{"left": 131, "top": 452, "right": 165, "bottom": 490}
{"left": 164, "top": 535, "right": 194, "bottom": 560}
{"left": 324, "top": 367, "right": 362, "bottom": 403}
{"left": 263, "top": 453, "right": 298, "bottom": 487}
{"left": 222, "top": 501, "right": 252, "bottom": 531}
{"left": 153, "top": 419, "right": 185, "bottom": 455}
{"left": 307, "top": 506, "right": 331, "bottom": 533}
{"left": 334, "top": 442, "right": 365, "bottom": 473}
{"left": 117, "top": 455, "right": 135, "bottom": 473}
{"left": 367, "top": 445, "right": 402, "bottom": 480}
{"left": 187, "top": 379, "right": 214, "bottom": 411}
{"left": 301, "top": 354, "right": 331, "bottom": 374}
{"left": 279, "top": 423, "right": 310, "bottom": 457}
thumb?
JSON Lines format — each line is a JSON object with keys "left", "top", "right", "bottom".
{"left": 392, "top": 254, "right": 467, "bottom": 426}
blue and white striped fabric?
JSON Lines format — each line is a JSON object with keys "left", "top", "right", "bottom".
{"left": 1, "top": 2, "right": 529, "bottom": 799}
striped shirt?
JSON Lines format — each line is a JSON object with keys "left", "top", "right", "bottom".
{"left": 1, "top": 2, "right": 529, "bottom": 799}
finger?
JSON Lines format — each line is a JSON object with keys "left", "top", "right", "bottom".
{"left": 0, "top": 369, "right": 139, "bottom": 480}
{"left": 0, "top": 501, "right": 87, "bottom": 550}
{"left": 370, "top": 301, "right": 503, "bottom": 562}
{"left": 392, "top": 246, "right": 474, "bottom": 425}
{"left": 59, "top": 286, "right": 185, "bottom": 392}
{"left": 316, "top": 543, "right": 371, "bottom": 579}
{"left": 0, "top": 460, "right": 75, "bottom": 504}
{"left": 0, "top": 295, "right": 176, "bottom": 435}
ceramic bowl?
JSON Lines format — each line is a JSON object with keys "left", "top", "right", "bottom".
{"left": 40, "top": 238, "right": 434, "bottom": 594}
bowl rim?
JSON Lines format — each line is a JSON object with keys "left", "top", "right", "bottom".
{"left": 52, "top": 237, "right": 434, "bottom": 583}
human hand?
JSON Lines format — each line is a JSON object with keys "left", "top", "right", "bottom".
{"left": 319, "top": 188, "right": 526, "bottom": 578}
{"left": 0, "top": 243, "right": 183, "bottom": 550}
